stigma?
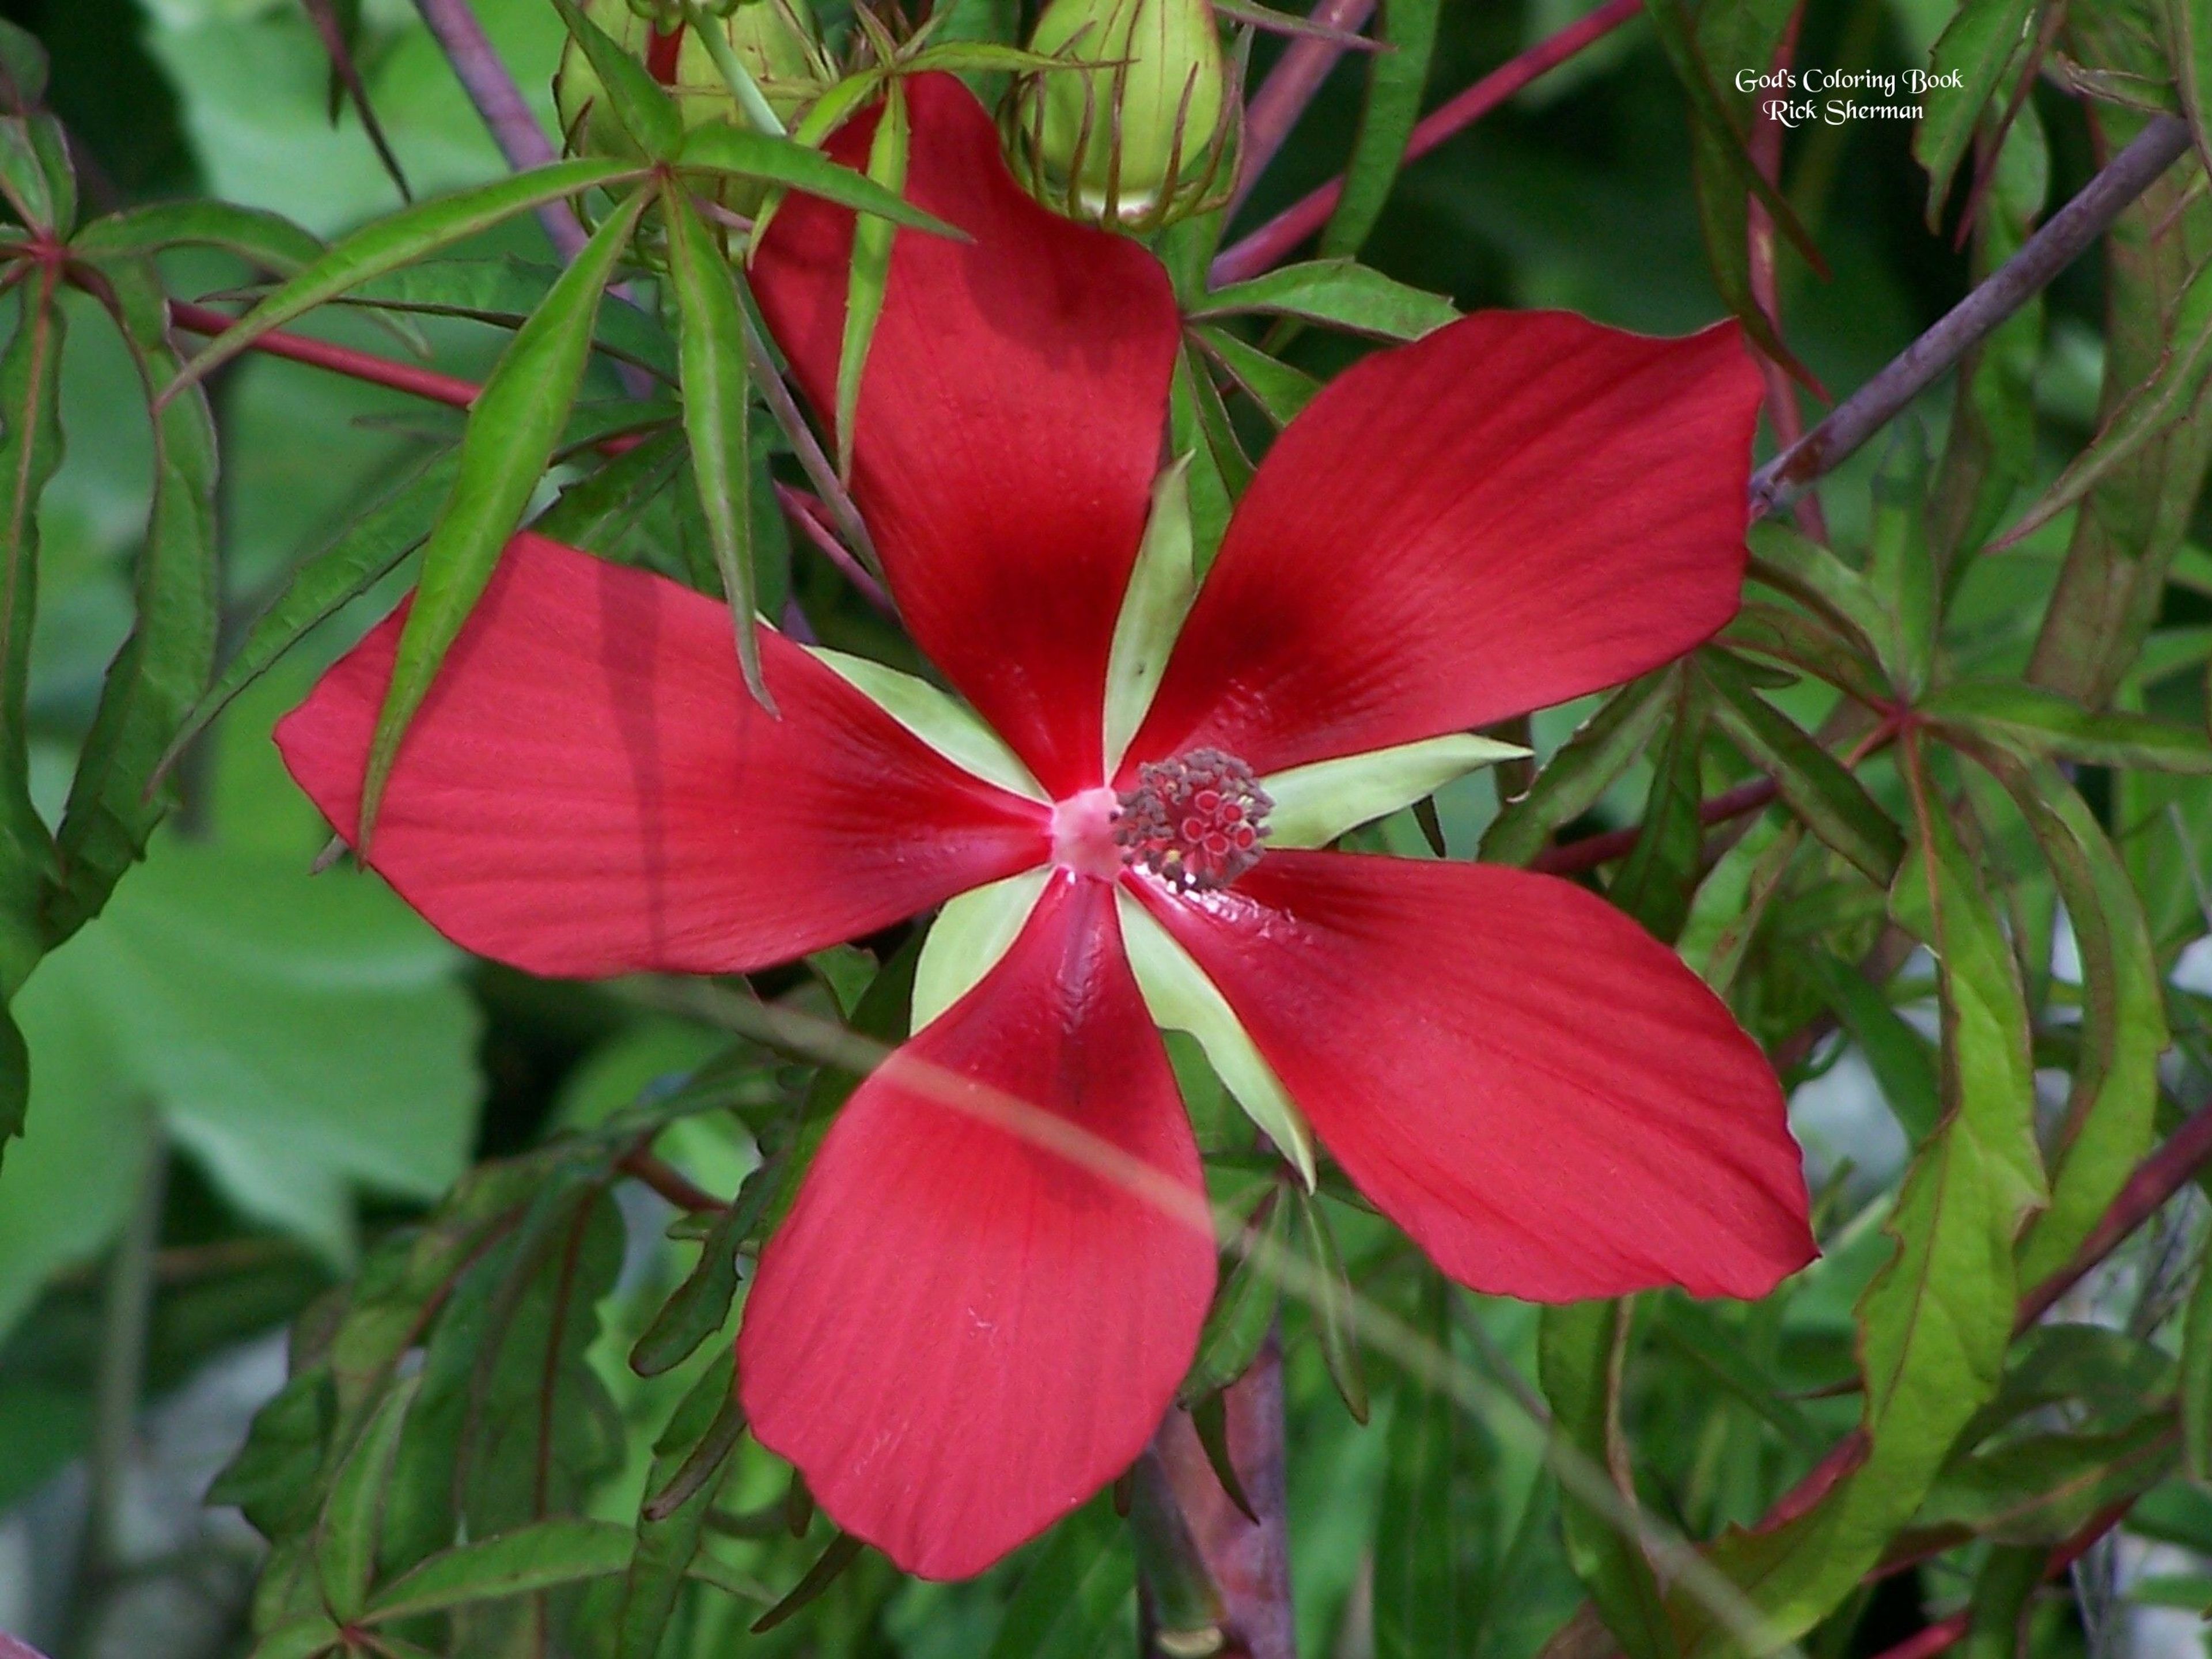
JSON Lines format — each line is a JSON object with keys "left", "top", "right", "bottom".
{"left": 1114, "top": 749, "right": 1271, "bottom": 892}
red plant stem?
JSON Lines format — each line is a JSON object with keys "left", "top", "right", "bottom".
{"left": 774, "top": 483, "right": 895, "bottom": 615}
{"left": 2015, "top": 1095, "right": 2212, "bottom": 1329}
{"left": 616, "top": 1148, "right": 729, "bottom": 1213}
{"left": 1213, "top": 0, "right": 1643, "bottom": 284}
{"left": 407, "top": 0, "right": 590, "bottom": 262}
{"left": 1228, "top": 0, "right": 1378, "bottom": 222}
{"left": 1532, "top": 775, "right": 1778, "bottom": 877}
{"left": 1860, "top": 1502, "right": 2134, "bottom": 1659}
{"left": 168, "top": 300, "right": 484, "bottom": 412}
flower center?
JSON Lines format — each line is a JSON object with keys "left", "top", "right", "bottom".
{"left": 1113, "top": 748, "right": 1272, "bottom": 892}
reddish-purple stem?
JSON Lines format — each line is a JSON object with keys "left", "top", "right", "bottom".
{"left": 1213, "top": 0, "right": 1643, "bottom": 283}
{"left": 1145, "top": 1340, "right": 1295, "bottom": 1659}
{"left": 1228, "top": 0, "right": 1378, "bottom": 222}
{"left": 775, "top": 484, "right": 895, "bottom": 616}
{"left": 408, "top": 0, "right": 589, "bottom": 261}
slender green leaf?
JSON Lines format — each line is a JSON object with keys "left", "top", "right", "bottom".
{"left": 1320, "top": 0, "right": 1440, "bottom": 257}
{"left": 1684, "top": 757, "right": 2045, "bottom": 1654}
{"left": 156, "top": 450, "right": 456, "bottom": 786}
{"left": 2184, "top": 1241, "right": 2212, "bottom": 1479}
{"left": 1924, "top": 680, "right": 2212, "bottom": 772}
{"left": 71, "top": 199, "right": 322, "bottom": 271}
{"left": 1912, "top": 0, "right": 2040, "bottom": 221}
{"left": 1720, "top": 600, "right": 1892, "bottom": 707}
{"left": 1868, "top": 427, "right": 1937, "bottom": 697}
{"left": 1177, "top": 1192, "right": 1286, "bottom": 1408}
{"left": 1745, "top": 518, "right": 1891, "bottom": 660}
{"left": 1995, "top": 257, "right": 2212, "bottom": 550}
{"left": 1480, "top": 671, "right": 1674, "bottom": 866}
{"left": 1703, "top": 650, "right": 1904, "bottom": 884}
{"left": 664, "top": 182, "right": 767, "bottom": 702}
{"left": 1287, "top": 1186, "right": 1367, "bottom": 1423}
{"left": 314, "top": 1373, "right": 421, "bottom": 1620}
{"left": 363, "top": 1519, "right": 632, "bottom": 1622}
{"left": 617, "top": 1354, "right": 741, "bottom": 1659}
{"left": 46, "top": 259, "right": 218, "bottom": 948}
{"left": 533, "top": 426, "right": 687, "bottom": 551}
{"left": 2173, "top": 0, "right": 2212, "bottom": 180}
{"left": 358, "top": 188, "right": 650, "bottom": 844}
{"left": 546, "top": 0, "right": 685, "bottom": 157}
{"left": 1192, "top": 257, "right": 1456, "bottom": 340}
{"left": 835, "top": 84, "right": 908, "bottom": 480}
{"left": 334, "top": 256, "right": 676, "bottom": 380}
{"left": 0, "top": 277, "right": 61, "bottom": 1003}
{"left": 1190, "top": 323, "right": 1319, "bottom": 424}
{"left": 171, "top": 158, "right": 641, "bottom": 393}
{"left": 1611, "top": 677, "right": 1709, "bottom": 943}
{"left": 630, "top": 1157, "right": 782, "bottom": 1377}
{"left": 679, "top": 120, "right": 960, "bottom": 234}
{"left": 750, "top": 1533, "right": 864, "bottom": 1633}
{"left": 1915, "top": 1414, "right": 2179, "bottom": 1545}
{"left": 1976, "top": 755, "right": 2165, "bottom": 1284}
{"left": 1540, "top": 1300, "right": 1675, "bottom": 1659}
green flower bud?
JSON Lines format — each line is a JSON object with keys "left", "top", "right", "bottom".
{"left": 555, "top": 0, "right": 823, "bottom": 160}
{"left": 1013, "top": 0, "right": 1235, "bottom": 229}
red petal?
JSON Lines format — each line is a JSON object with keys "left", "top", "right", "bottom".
{"left": 738, "top": 874, "right": 1213, "bottom": 1578}
{"left": 1137, "top": 853, "right": 1813, "bottom": 1300}
{"left": 1128, "top": 313, "right": 1764, "bottom": 777}
{"left": 276, "top": 534, "right": 1047, "bottom": 977}
{"left": 752, "top": 74, "right": 1179, "bottom": 798}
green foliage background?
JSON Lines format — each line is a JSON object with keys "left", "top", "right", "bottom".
{"left": 3, "top": 0, "right": 2212, "bottom": 1656}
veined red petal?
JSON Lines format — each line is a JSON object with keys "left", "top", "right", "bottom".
{"left": 738, "top": 874, "right": 1213, "bottom": 1579}
{"left": 752, "top": 73, "right": 1179, "bottom": 798}
{"left": 1137, "top": 852, "right": 1813, "bottom": 1301}
{"left": 1128, "top": 313, "right": 1763, "bottom": 778}
{"left": 276, "top": 534, "right": 1047, "bottom": 978}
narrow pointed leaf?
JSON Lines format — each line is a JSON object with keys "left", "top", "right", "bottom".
{"left": 1193, "top": 258, "right": 1456, "bottom": 340}
{"left": 46, "top": 260, "right": 217, "bottom": 948}
{"left": 362, "top": 1520, "right": 633, "bottom": 1621}
{"left": 546, "top": 0, "right": 685, "bottom": 158}
{"left": 1177, "top": 1191, "right": 1287, "bottom": 1408}
{"left": 1702, "top": 650, "right": 1903, "bottom": 884}
{"left": 1320, "top": 0, "right": 1439, "bottom": 257}
{"left": 1289, "top": 1185, "right": 1367, "bottom": 1423}
{"left": 1923, "top": 680, "right": 2212, "bottom": 772}
{"left": 630, "top": 1155, "right": 783, "bottom": 1378}
{"left": 1376, "top": 1291, "right": 1465, "bottom": 1659}
{"left": 2183, "top": 1240, "right": 2212, "bottom": 1480}
{"left": 1190, "top": 323, "right": 1319, "bottom": 424}
{"left": 156, "top": 450, "right": 456, "bottom": 787}
{"left": 1975, "top": 753, "right": 2165, "bottom": 1285}
{"left": 617, "top": 1353, "right": 742, "bottom": 1658}
{"left": 315, "top": 1373, "right": 421, "bottom": 1620}
{"left": 835, "top": 83, "right": 908, "bottom": 480}
{"left": 298, "top": 0, "right": 411, "bottom": 200}
{"left": 1479, "top": 669, "right": 1675, "bottom": 866}
{"left": 169, "top": 159, "right": 641, "bottom": 393}
{"left": 71, "top": 200, "right": 324, "bottom": 272}
{"left": 1912, "top": 0, "right": 2039, "bottom": 221}
{"left": 664, "top": 182, "right": 767, "bottom": 702}
{"left": 750, "top": 1533, "right": 864, "bottom": 1633}
{"left": 678, "top": 122, "right": 960, "bottom": 236}
{"left": 358, "top": 188, "right": 650, "bottom": 844}
{"left": 0, "top": 278, "right": 62, "bottom": 1003}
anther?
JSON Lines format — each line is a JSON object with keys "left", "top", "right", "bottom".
{"left": 1114, "top": 748, "right": 1271, "bottom": 892}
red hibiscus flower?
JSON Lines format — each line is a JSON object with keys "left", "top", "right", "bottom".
{"left": 278, "top": 73, "right": 1813, "bottom": 1582}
